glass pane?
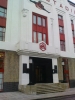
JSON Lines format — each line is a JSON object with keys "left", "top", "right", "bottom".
{"left": 0, "top": 73, "right": 2, "bottom": 78}
{"left": 33, "top": 32, "right": 36, "bottom": 43}
{"left": 38, "top": 32, "right": 42, "bottom": 42}
{"left": 43, "top": 34, "right": 46, "bottom": 43}
{"left": 5, "top": 9, "right": 7, "bottom": 13}
{"left": 0, "top": 79, "right": 2, "bottom": 84}
{"left": 5, "top": 14, "right": 7, "bottom": 18}
{"left": 0, "top": 12, "right": 4, "bottom": 17}
{"left": 0, "top": 32, "right": 3, "bottom": 36}
{"left": 0, "top": 37, "right": 3, "bottom": 41}
{"left": 3, "top": 28, "right": 5, "bottom": 32}
{"left": 38, "top": 17, "right": 41, "bottom": 25}
{"left": 43, "top": 18, "right": 46, "bottom": 27}
{"left": 33, "top": 15, "right": 36, "bottom": 24}
{"left": 0, "top": 8, "right": 4, "bottom": 12}
{"left": 0, "top": 27, "right": 3, "bottom": 31}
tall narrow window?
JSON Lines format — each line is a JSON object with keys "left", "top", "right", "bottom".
{"left": 38, "top": 32, "right": 42, "bottom": 42}
{"left": 38, "top": 17, "right": 41, "bottom": 25}
{"left": 42, "top": 18, "right": 46, "bottom": 27}
{"left": 33, "top": 15, "right": 36, "bottom": 24}
{"left": 33, "top": 31, "right": 37, "bottom": 43}
{"left": 60, "top": 41, "right": 65, "bottom": 51}
{"left": 32, "top": 12, "right": 48, "bottom": 44}
{"left": 43, "top": 34, "right": 46, "bottom": 43}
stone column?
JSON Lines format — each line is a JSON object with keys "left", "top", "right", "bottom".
{"left": 19, "top": 55, "right": 29, "bottom": 85}
{"left": 52, "top": 58, "right": 59, "bottom": 83}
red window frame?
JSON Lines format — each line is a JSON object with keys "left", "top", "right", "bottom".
{"left": 32, "top": 12, "right": 48, "bottom": 45}
{"left": 60, "top": 41, "right": 65, "bottom": 51}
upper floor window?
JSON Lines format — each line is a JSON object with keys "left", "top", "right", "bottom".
{"left": 32, "top": 12, "right": 48, "bottom": 44}
{"left": 59, "top": 26, "right": 64, "bottom": 33}
{"left": 58, "top": 15, "right": 63, "bottom": 20}
{"left": 0, "top": 27, "right": 5, "bottom": 41}
{"left": 0, "top": 7, "right": 7, "bottom": 18}
{"left": 71, "top": 20, "right": 73, "bottom": 24}
{"left": 60, "top": 41, "right": 65, "bottom": 51}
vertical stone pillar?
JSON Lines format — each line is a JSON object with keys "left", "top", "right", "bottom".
{"left": 19, "top": 55, "right": 29, "bottom": 85}
{"left": 52, "top": 58, "right": 59, "bottom": 83}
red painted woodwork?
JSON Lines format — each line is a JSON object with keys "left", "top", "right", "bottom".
{"left": 0, "top": 0, "right": 7, "bottom": 8}
{"left": 0, "top": 17, "right": 6, "bottom": 27}
{"left": 58, "top": 19, "right": 64, "bottom": 26}
{"left": 73, "top": 37, "right": 75, "bottom": 43}
{"left": 32, "top": 12, "right": 48, "bottom": 44}
{"left": 0, "top": 69, "right": 4, "bottom": 72}
{"left": 71, "top": 24, "right": 74, "bottom": 30}
{"left": 60, "top": 34, "right": 65, "bottom": 41}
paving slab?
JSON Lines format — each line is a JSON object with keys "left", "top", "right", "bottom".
{"left": 0, "top": 88, "right": 75, "bottom": 100}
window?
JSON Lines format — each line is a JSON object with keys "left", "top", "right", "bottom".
{"left": 58, "top": 15, "right": 63, "bottom": 20}
{"left": 71, "top": 20, "right": 73, "bottom": 24}
{"left": 32, "top": 13, "right": 48, "bottom": 44}
{"left": 0, "top": 7, "right": 7, "bottom": 18}
{"left": 60, "top": 41, "right": 65, "bottom": 51}
{"left": 59, "top": 26, "right": 64, "bottom": 33}
{"left": 0, "top": 27, "right": 5, "bottom": 41}
{"left": 74, "top": 44, "right": 75, "bottom": 52}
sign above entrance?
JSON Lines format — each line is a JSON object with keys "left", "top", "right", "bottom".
{"left": 39, "top": 41, "right": 46, "bottom": 51}
{"left": 30, "top": 0, "right": 50, "bottom": 13}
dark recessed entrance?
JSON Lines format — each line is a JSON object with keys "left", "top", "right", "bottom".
{"left": 29, "top": 57, "right": 53, "bottom": 85}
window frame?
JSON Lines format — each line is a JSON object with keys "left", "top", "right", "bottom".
{"left": 32, "top": 12, "right": 48, "bottom": 44}
{"left": 60, "top": 41, "right": 65, "bottom": 51}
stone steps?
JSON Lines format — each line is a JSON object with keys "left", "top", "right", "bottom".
{"left": 36, "top": 83, "right": 65, "bottom": 94}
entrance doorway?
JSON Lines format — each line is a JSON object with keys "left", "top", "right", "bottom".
{"left": 29, "top": 57, "right": 53, "bottom": 84}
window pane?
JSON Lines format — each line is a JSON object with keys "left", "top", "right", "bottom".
{"left": 38, "top": 17, "right": 41, "bottom": 25}
{"left": 43, "top": 18, "right": 46, "bottom": 27}
{"left": 33, "top": 32, "right": 36, "bottom": 43}
{"left": 3, "top": 28, "right": 5, "bottom": 32}
{"left": 0, "top": 79, "right": 2, "bottom": 84}
{"left": 38, "top": 32, "right": 42, "bottom": 42}
{"left": 0, "top": 37, "right": 3, "bottom": 41}
{"left": 0, "top": 32, "right": 3, "bottom": 37}
{"left": 58, "top": 15, "right": 63, "bottom": 20}
{"left": 43, "top": 34, "right": 46, "bottom": 43}
{"left": 33, "top": 15, "right": 36, "bottom": 24}
{"left": 0, "top": 8, "right": 4, "bottom": 12}
{"left": 0, "top": 12, "right": 4, "bottom": 17}
{"left": 0, "top": 73, "right": 2, "bottom": 78}
{"left": 0, "top": 27, "right": 3, "bottom": 31}
{"left": 5, "top": 9, "right": 7, "bottom": 13}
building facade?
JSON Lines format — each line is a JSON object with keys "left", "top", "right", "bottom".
{"left": 0, "top": 0, "right": 75, "bottom": 92}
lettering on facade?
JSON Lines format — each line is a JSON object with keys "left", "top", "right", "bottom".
{"left": 30, "top": 0, "right": 50, "bottom": 13}
{"left": 39, "top": 42, "right": 46, "bottom": 51}
{"left": 60, "top": 3, "right": 75, "bottom": 14}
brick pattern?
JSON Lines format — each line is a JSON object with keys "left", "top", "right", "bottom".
{"left": 4, "top": 51, "right": 19, "bottom": 82}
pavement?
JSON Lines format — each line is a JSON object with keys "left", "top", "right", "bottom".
{"left": 0, "top": 88, "right": 75, "bottom": 100}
